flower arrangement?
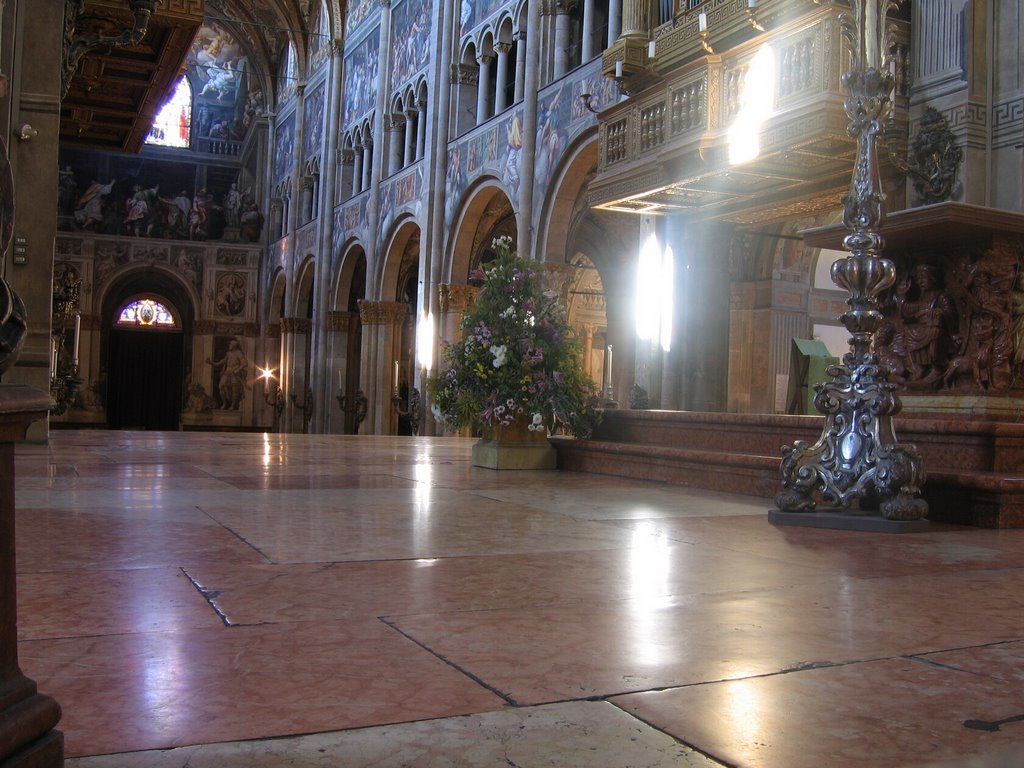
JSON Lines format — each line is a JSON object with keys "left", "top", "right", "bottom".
{"left": 428, "top": 236, "right": 601, "bottom": 438}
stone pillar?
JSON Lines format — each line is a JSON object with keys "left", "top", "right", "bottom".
{"left": 352, "top": 145, "right": 364, "bottom": 195}
{"left": 494, "top": 42, "right": 512, "bottom": 114}
{"left": 404, "top": 109, "right": 416, "bottom": 166}
{"left": 327, "top": 311, "right": 357, "bottom": 433}
{"left": 607, "top": 0, "right": 622, "bottom": 44}
{"left": 415, "top": 98, "right": 427, "bottom": 160}
{"left": 514, "top": 31, "right": 527, "bottom": 103}
{"left": 476, "top": 52, "right": 494, "bottom": 124}
{"left": 387, "top": 115, "right": 403, "bottom": 175}
{"left": 0, "top": 387, "right": 63, "bottom": 765}
{"left": 436, "top": 285, "right": 479, "bottom": 434}
{"left": 358, "top": 300, "right": 408, "bottom": 434}
{"left": 581, "top": 0, "right": 597, "bottom": 62}
{"left": 361, "top": 140, "right": 374, "bottom": 190}
{"left": 553, "top": 0, "right": 576, "bottom": 80}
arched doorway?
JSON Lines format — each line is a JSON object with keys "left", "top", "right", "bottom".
{"left": 107, "top": 296, "right": 185, "bottom": 429}
{"left": 101, "top": 270, "right": 195, "bottom": 430}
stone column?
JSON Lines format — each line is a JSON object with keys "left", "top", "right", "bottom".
{"left": 552, "top": 0, "right": 577, "bottom": 80}
{"left": 404, "top": 109, "right": 416, "bottom": 166}
{"left": 514, "top": 31, "right": 527, "bottom": 103}
{"left": 0, "top": 388, "right": 63, "bottom": 765}
{"left": 476, "top": 52, "right": 494, "bottom": 124}
{"left": 361, "top": 140, "right": 374, "bottom": 191}
{"left": 415, "top": 98, "right": 427, "bottom": 160}
{"left": 352, "top": 144, "right": 363, "bottom": 195}
{"left": 387, "top": 115, "right": 403, "bottom": 174}
{"left": 494, "top": 42, "right": 512, "bottom": 114}
{"left": 581, "top": 0, "right": 597, "bottom": 62}
{"left": 327, "top": 311, "right": 356, "bottom": 432}
{"left": 607, "top": 0, "right": 622, "bottom": 44}
{"left": 358, "top": 300, "right": 408, "bottom": 434}
{"left": 436, "top": 285, "right": 479, "bottom": 435}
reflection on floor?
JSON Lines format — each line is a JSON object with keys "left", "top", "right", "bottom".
{"left": 13, "top": 430, "right": 1024, "bottom": 767}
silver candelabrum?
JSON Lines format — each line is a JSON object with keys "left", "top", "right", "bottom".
{"left": 775, "top": 0, "right": 927, "bottom": 522}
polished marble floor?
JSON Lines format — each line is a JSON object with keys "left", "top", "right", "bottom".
{"left": 12, "top": 430, "right": 1024, "bottom": 767}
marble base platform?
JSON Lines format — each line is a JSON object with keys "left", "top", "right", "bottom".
{"left": 768, "top": 508, "right": 930, "bottom": 533}
{"left": 552, "top": 409, "right": 1024, "bottom": 528}
{"left": 471, "top": 437, "right": 557, "bottom": 470}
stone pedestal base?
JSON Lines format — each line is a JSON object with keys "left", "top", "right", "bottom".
{"left": 768, "top": 508, "right": 930, "bottom": 533}
{"left": 472, "top": 438, "right": 557, "bottom": 470}
{"left": 1, "top": 725, "right": 63, "bottom": 768}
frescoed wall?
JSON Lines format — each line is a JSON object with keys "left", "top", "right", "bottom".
{"left": 274, "top": 112, "right": 296, "bottom": 183}
{"left": 342, "top": 29, "right": 381, "bottom": 127}
{"left": 346, "top": 0, "right": 377, "bottom": 35}
{"left": 303, "top": 82, "right": 327, "bottom": 161}
{"left": 57, "top": 148, "right": 261, "bottom": 244}
{"left": 187, "top": 22, "right": 259, "bottom": 146}
{"left": 460, "top": 0, "right": 509, "bottom": 35}
{"left": 390, "top": 0, "right": 431, "bottom": 91}
{"left": 379, "top": 167, "right": 424, "bottom": 237}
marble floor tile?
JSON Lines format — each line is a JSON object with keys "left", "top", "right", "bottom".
{"left": 17, "top": 566, "right": 222, "bottom": 640}
{"left": 64, "top": 701, "right": 725, "bottom": 768}
{"left": 21, "top": 618, "right": 505, "bottom": 758}
{"left": 184, "top": 543, "right": 826, "bottom": 626}
{"left": 11, "top": 430, "right": 1024, "bottom": 766}
{"left": 198, "top": 494, "right": 645, "bottom": 563}
{"left": 16, "top": 508, "right": 263, "bottom": 570}
{"left": 387, "top": 567, "right": 1024, "bottom": 705}
{"left": 611, "top": 657, "right": 1024, "bottom": 768}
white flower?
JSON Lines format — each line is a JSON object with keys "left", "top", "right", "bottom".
{"left": 500, "top": 306, "right": 515, "bottom": 319}
{"left": 431, "top": 404, "right": 445, "bottom": 423}
{"left": 491, "top": 344, "right": 509, "bottom": 368}
{"left": 531, "top": 413, "right": 543, "bottom": 426}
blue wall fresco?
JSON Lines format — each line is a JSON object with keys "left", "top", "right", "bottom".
{"left": 303, "top": 81, "right": 326, "bottom": 161}
{"left": 343, "top": 29, "right": 381, "bottom": 127}
{"left": 390, "top": 0, "right": 431, "bottom": 90}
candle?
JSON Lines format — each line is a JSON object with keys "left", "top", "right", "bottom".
{"left": 748, "top": 0, "right": 756, "bottom": 8}
{"left": 338, "top": 369, "right": 343, "bottom": 389}
{"left": 648, "top": 40, "right": 656, "bottom": 58}
{"left": 72, "top": 312, "right": 81, "bottom": 367}
{"left": 393, "top": 360, "right": 400, "bottom": 395}
{"left": 606, "top": 344, "right": 613, "bottom": 382}
{"left": 864, "top": 1, "right": 878, "bottom": 67}
{"left": 614, "top": 60, "right": 623, "bottom": 78}
{"left": 698, "top": 12, "right": 707, "bottom": 33}
{"left": 50, "top": 336, "right": 57, "bottom": 376}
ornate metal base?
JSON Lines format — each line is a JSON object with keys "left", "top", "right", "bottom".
{"left": 775, "top": 358, "right": 928, "bottom": 522}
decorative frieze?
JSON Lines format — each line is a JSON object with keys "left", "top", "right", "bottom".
{"left": 437, "top": 284, "right": 478, "bottom": 313}
{"left": 358, "top": 300, "right": 408, "bottom": 324}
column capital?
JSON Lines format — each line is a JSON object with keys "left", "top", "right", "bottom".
{"left": 438, "top": 283, "right": 479, "bottom": 313}
{"left": 358, "top": 300, "right": 409, "bottom": 325}
{"left": 327, "top": 310, "right": 357, "bottom": 331}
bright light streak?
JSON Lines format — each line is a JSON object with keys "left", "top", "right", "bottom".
{"left": 660, "top": 245, "right": 674, "bottom": 353}
{"left": 728, "top": 45, "right": 776, "bottom": 165}
{"left": 417, "top": 311, "right": 435, "bottom": 371}
{"left": 635, "top": 234, "right": 662, "bottom": 341}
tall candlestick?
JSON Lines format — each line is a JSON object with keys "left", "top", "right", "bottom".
{"left": 72, "top": 312, "right": 81, "bottom": 367}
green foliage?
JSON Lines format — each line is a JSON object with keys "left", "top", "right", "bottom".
{"left": 427, "top": 237, "right": 601, "bottom": 438}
